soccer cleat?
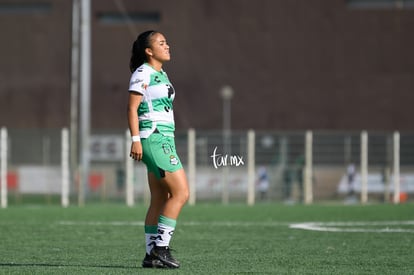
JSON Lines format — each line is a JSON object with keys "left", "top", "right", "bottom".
{"left": 142, "top": 253, "right": 165, "bottom": 268}
{"left": 150, "top": 246, "right": 180, "bottom": 268}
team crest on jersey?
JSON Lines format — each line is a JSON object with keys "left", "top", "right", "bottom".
{"left": 170, "top": 155, "right": 179, "bottom": 165}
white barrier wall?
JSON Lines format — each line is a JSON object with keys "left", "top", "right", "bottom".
{"left": 1, "top": 127, "right": 7, "bottom": 208}
{"left": 1, "top": 128, "right": 408, "bottom": 205}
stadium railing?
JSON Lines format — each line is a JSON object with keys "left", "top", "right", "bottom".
{"left": 1, "top": 127, "right": 414, "bottom": 207}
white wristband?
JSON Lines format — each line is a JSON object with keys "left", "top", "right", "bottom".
{"left": 132, "top": 135, "right": 141, "bottom": 142}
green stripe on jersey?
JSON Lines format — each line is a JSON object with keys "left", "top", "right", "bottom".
{"left": 149, "top": 72, "right": 170, "bottom": 86}
{"left": 156, "top": 123, "right": 174, "bottom": 135}
{"left": 139, "top": 120, "right": 153, "bottom": 130}
{"left": 137, "top": 101, "right": 149, "bottom": 116}
{"left": 152, "top": 97, "right": 173, "bottom": 112}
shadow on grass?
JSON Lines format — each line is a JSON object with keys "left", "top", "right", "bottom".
{"left": 0, "top": 262, "right": 138, "bottom": 270}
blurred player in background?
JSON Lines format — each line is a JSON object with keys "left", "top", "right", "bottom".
{"left": 127, "top": 30, "right": 189, "bottom": 269}
{"left": 257, "top": 166, "right": 269, "bottom": 200}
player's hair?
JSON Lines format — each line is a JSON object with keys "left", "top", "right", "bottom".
{"left": 129, "top": 30, "right": 158, "bottom": 73}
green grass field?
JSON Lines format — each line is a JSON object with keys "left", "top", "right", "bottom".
{"left": 1, "top": 202, "right": 414, "bottom": 274}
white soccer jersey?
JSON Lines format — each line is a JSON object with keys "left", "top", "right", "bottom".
{"left": 129, "top": 63, "right": 176, "bottom": 138}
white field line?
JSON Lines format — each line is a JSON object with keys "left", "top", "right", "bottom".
{"left": 57, "top": 220, "right": 289, "bottom": 227}
{"left": 56, "top": 220, "right": 414, "bottom": 233}
{"left": 289, "top": 221, "right": 414, "bottom": 233}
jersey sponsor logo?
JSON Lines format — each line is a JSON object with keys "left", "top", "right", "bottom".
{"left": 166, "top": 84, "right": 174, "bottom": 98}
{"left": 130, "top": 78, "right": 143, "bottom": 85}
{"left": 164, "top": 85, "right": 175, "bottom": 112}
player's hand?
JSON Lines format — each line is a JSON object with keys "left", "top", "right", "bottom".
{"left": 130, "top": 142, "right": 143, "bottom": 161}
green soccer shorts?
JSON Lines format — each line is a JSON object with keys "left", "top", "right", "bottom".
{"left": 141, "top": 132, "right": 183, "bottom": 179}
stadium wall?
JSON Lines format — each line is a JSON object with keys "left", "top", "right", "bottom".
{"left": 0, "top": 0, "right": 414, "bottom": 131}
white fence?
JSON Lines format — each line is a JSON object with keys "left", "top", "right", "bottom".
{"left": 1, "top": 128, "right": 414, "bottom": 207}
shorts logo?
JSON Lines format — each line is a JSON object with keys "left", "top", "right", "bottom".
{"left": 162, "top": 143, "right": 173, "bottom": 154}
{"left": 170, "top": 155, "right": 179, "bottom": 165}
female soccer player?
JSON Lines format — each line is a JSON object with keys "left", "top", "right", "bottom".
{"left": 127, "top": 30, "right": 189, "bottom": 269}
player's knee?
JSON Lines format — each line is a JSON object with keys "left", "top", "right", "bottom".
{"left": 175, "top": 187, "right": 189, "bottom": 206}
{"left": 182, "top": 188, "right": 189, "bottom": 204}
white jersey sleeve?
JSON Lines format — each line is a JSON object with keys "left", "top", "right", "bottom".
{"left": 129, "top": 67, "right": 150, "bottom": 95}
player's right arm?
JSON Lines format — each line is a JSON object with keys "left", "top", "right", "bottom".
{"left": 128, "top": 66, "right": 149, "bottom": 161}
{"left": 128, "top": 91, "right": 143, "bottom": 161}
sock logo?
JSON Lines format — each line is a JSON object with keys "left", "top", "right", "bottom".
{"left": 150, "top": 235, "right": 163, "bottom": 241}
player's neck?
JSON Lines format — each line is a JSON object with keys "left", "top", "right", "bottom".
{"left": 147, "top": 60, "right": 163, "bottom": 72}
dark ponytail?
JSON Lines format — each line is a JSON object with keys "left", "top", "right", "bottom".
{"left": 129, "top": 30, "right": 157, "bottom": 73}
